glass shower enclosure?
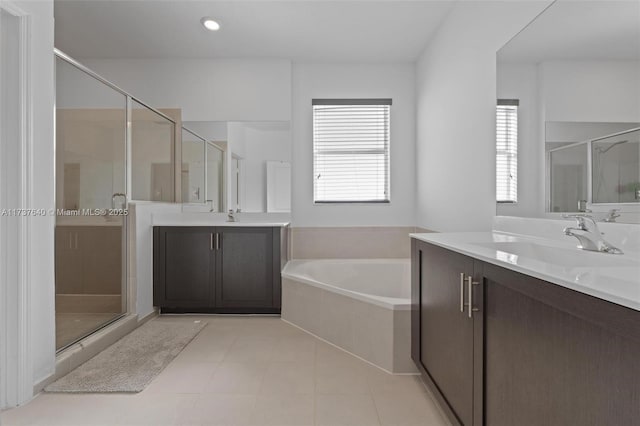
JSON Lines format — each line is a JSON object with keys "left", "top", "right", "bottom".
{"left": 54, "top": 50, "right": 176, "bottom": 351}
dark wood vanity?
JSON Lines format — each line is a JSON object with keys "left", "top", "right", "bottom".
{"left": 153, "top": 226, "right": 287, "bottom": 314}
{"left": 411, "top": 238, "right": 640, "bottom": 426}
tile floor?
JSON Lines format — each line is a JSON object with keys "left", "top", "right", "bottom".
{"left": 2, "top": 316, "right": 449, "bottom": 426}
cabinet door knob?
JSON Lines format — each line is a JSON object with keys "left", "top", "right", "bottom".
{"left": 210, "top": 233, "right": 214, "bottom": 251}
{"left": 215, "top": 233, "right": 220, "bottom": 250}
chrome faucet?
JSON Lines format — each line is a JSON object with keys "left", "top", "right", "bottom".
{"left": 603, "top": 209, "right": 621, "bottom": 223}
{"left": 563, "top": 214, "right": 623, "bottom": 254}
{"left": 227, "top": 209, "right": 236, "bottom": 222}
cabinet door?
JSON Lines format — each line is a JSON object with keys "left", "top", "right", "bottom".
{"left": 216, "top": 227, "right": 275, "bottom": 309}
{"left": 55, "top": 227, "right": 83, "bottom": 294}
{"left": 154, "top": 227, "right": 215, "bottom": 307}
{"left": 483, "top": 263, "right": 640, "bottom": 426}
{"left": 417, "top": 242, "right": 474, "bottom": 426}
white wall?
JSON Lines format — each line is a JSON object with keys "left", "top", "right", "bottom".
{"left": 183, "top": 121, "right": 228, "bottom": 142}
{"left": 25, "top": 0, "right": 56, "bottom": 392}
{"left": 228, "top": 122, "right": 291, "bottom": 212}
{"left": 497, "top": 60, "right": 640, "bottom": 219}
{"left": 541, "top": 60, "right": 640, "bottom": 123}
{"left": 496, "top": 63, "right": 543, "bottom": 218}
{"left": 1, "top": 6, "right": 22, "bottom": 409}
{"left": 181, "top": 138, "right": 206, "bottom": 203}
{"left": 0, "top": 0, "right": 55, "bottom": 406}
{"left": 130, "top": 202, "right": 182, "bottom": 320}
{"left": 79, "top": 58, "right": 292, "bottom": 122}
{"left": 415, "top": 1, "right": 551, "bottom": 232}
{"left": 73, "top": 58, "right": 415, "bottom": 226}
{"left": 291, "top": 63, "right": 416, "bottom": 227}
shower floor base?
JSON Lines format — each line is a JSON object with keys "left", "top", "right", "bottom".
{"left": 56, "top": 312, "right": 121, "bottom": 351}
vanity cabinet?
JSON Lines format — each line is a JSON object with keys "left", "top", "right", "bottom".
{"left": 216, "top": 227, "right": 280, "bottom": 309}
{"left": 412, "top": 241, "right": 483, "bottom": 426}
{"left": 412, "top": 238, "right": 640, "bottom": 426}
{"left": 154, "top": 227, "right": 215, "bottom": 308}
{"left": 153, "top": 226, "right": 284, "bottom": 313}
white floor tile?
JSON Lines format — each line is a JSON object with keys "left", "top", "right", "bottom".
{"left": 373, "top": 391, "right": 449, "bottom": 426}
{"left": 3, "top": 316, "right": 442, "bottom": 426}
{"left": 249, "top": 394, "right": 314, "bottom": 426}
{"left": 186, "top": 394, "right": 256, "bottom": 426}
{"left": 204, "top": 362, "right": 267, "bottom": 394}
{"left": 260, "top": 361, "right": 315, "bottom": 395}
{"left": 144, "top": 361, "right": 218, "bottom": 394}
{"left": 315, "top": 394, "right": 381, "bottom": 426}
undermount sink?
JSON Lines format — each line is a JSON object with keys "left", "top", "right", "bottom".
{"left": 473, "top": 241, "right": 638, "bottom": 268}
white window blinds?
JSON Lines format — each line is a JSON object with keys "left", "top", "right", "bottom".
{"left": 496, "top": 100, "right": 518, "bottom": 203}
{"left": 313, "top": 99, "right": 391, "bottom": 203}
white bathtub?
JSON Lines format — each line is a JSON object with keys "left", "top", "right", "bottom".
{"left": 281, "top": 259, "right": 417, "bottom": 374}
{"left": 283, "top": 259, "right": 411, "bottom": 310}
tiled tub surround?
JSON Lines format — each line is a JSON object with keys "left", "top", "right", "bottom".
{"left": 282, "top": 259, "right": 417, "bottom": 374}
{"left": 290, "top": 227, "right": 426, "bottom": 259}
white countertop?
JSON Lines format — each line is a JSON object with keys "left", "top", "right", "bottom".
{"left": 152, "top": 220, "right": 290, "bottom": 227}
{"left": 411, "top": 228, "right": 640, "bottom": 311}
{"left": 151, "top": 212, "right": 290, "bottom": 227}
{"left": 56, "top": 216, "right": 124, "bottom": 227}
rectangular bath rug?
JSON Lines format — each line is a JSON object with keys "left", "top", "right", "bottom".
{"left": 45, "top": 319, "right": 205, "bottom": 393}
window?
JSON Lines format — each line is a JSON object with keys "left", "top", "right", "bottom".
{"left": 313, "top": 99, "right": 391, "bottom": 203}
{"left": 496, "top": 99, "right": 518, "bottom": 203}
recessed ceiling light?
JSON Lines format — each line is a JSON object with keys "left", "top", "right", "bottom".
{"left": 201, "top": 17, "right": 220, "bottom": 31}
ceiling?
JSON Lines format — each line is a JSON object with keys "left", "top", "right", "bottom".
{"left": 498, "top": 0, "right": 640, "bottom": 63}
{"left": 54, "top": 0, "right": 455, "bottom": 62}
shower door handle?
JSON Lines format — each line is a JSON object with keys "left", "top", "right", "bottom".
{"left": 111, "top": 193, "right": 127, "bottom": 210}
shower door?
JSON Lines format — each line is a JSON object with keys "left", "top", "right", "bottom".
{"left": 55, "top": 56, "right": 128, "bottom": 351}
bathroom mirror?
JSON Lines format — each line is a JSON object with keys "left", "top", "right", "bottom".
{"left": 182, "top": 121, "right": 291, "bottom": 213}
{"left": 496, "top": 0, "right": 640, "bottom": 223}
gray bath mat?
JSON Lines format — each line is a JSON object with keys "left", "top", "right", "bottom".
{"left": 45, "top": 319, "right": 205, "bottom": 393}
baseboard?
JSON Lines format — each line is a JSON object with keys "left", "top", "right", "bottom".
{"left": 137, "top": 308, "right": 159, "bottom": 326}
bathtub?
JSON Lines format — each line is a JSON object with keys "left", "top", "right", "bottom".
{"left": 281, "top": 259, "right": 417, "bottom": 374}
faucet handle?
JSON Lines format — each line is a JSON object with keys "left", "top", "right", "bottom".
{"left": 602, "top": 209, "right": 622, "bottom": 223}
{"left": 562, "top": 213, "right": 598, "bottom": 231}
{"left": 562, "top": 213, "right": 591, "bottom": 223}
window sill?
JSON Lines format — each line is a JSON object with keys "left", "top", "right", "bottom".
{"left": 313, "top": 200, "right": 391, "bottom": 205}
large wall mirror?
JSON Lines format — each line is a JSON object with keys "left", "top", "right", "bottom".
{"left": 183, "top": 121, "right": 291, "bottom": 213}
{"left": 496, "top": 0, "right": 640, "bottom": 223}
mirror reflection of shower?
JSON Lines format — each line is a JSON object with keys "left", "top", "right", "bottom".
{"left": 592, "top": 128, "right": 640, "bottom": 204}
